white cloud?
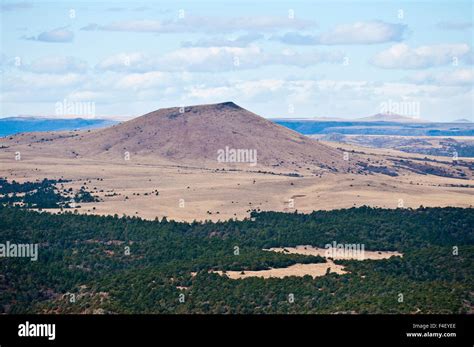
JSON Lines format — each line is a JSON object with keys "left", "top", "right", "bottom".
{"left": 96, "top": 46, "right": 344, "bottom": 72}
{"left": 3, "top": 72, "right": 86, "bottom": 90}
{"left": 274, "top": 21, "right": 407, "bottom": 45}
{"left": 407, "top": 69, "right": 474, "bottom": 86}
{"left": 66, "top": 90, "right": 112, "bottom": 102}
{"left": 186, "top": 79, "right": 285, "bottom": 100}
{"left": 115, "top": 71, "right": 170, "bottom": 90}
{"left": 24, "top": 27, "right": 74, "bottom": 43}
{"left": 96, "top": 52, "right": 152, "bottom": 72}
{"left": 81, "top": 20, "right": 164, "bottom": 32}
{"left": 181, "top": 33, "right": 264, "bottom": 47}
{"left": 81, "top": 16, "right": 314, "bottom": 33}
{"left": 24, "top": 56, "right": 88, "bottom": 74}
{"left": 2, "top": 69, "right": 472, "bottom": 121}
{"left": 176, "top": 77, "right": 473, "bottom": 121}
{"left": 371, "top": 43, "right": 471, "bottom": 69}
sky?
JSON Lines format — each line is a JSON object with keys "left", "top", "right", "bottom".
{"left": 0, "top": 0, "right": 473, "bottom": 121}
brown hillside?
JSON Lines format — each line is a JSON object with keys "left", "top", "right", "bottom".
{"left": 3, "top": 102, "right": 354, "bottom": 172}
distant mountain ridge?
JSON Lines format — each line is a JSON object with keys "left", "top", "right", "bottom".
{"left": 274, "top": 113, "right": 474, "bottom": 137}
{"left": 273, "top": 113, "right": 428, "bottom": 123}
{"left": 0, "top": 117, "right": 118, "bottom": 137}
{"left": 356, "top": 113, "right": 428, "bottom": 123}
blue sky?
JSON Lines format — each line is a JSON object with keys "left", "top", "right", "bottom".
{"left": 0, "top": 0, "right": 473, "bottom": 121}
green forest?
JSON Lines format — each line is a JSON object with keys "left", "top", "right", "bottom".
{"left": 0, "top": 205, "right": 472, "bottom": 314}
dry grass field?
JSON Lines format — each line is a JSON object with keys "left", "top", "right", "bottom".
{"left": 1, "top": 103, "right": 472, "bottom": 222}
{"left": 0, "top": 150, "right": 472, "bottom": 222}
{"left": 213, "top": 247, "right": 402, "bottom": 279}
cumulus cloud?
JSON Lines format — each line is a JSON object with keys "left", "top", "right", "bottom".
{"left": 24, "top": 27, "right": 74, "bottom": 42}
{"left": 96, "top": 46, "right": 344, "bottom": 72}
{"left": 181, "top": 33, "right": 264, "bottom": 47}
{"left": 2, "top": 72, "right": 86, "bottom": 91}
{"left": 95, "top": 52, "right": 151, "bottom": 72}
{"left": 81, "top": 20, "right": 164, "bottom": 32}
{"left": 185, "top": 79, "right": 285, "bottom": 101}
{"left": 407, "top": 69, "right": 474, "bottom": 86}
{"left": 176, "top": 78, "right": 472, "bottom": 120}
{"left": 24, "top": 56, "right": 88, "bottom": 74}
{"left": 2, "top": 67, "right": 472, "bottom": 121}
{"left": 115, "top": 71, "right": 171, "bottom": 90}
{"left": 65, "top": 90, "right": 114, "bottom": 103}
{"left": 81, "top": 16, "right": 313, "bottom": 33}
{"left": 274, "top": 21, "right": 407, "bottom": 45}
{"left": 371, "top": 43, "right": 472, "bottom": 69}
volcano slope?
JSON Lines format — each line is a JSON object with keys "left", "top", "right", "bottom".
{"left": 0, "top": 102, "right": 472, "bottom": 221}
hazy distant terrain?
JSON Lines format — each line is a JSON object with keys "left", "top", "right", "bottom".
{"left": 313, "top": 135, "right": 474, "bottom": 158}
{"left": 273, "top": 116, "right": 474, "bottom": 158}
{"left": 0, "top": 117, "right": 118, "bottom": 137}
{"left": 274, "top": 118, "right": 474, "bottom": 137}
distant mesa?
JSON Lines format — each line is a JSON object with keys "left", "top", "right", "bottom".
{"left": 311, "top": 116, "right": 346, "bottom": 121}
{"left": 270, "top": 116, "right": 346, "bottom": 122}
{"left": 452, "top": 118, "right": 472, "bottom": 123}
{"left": 271, "top": 113, "right": 429, "bottom": 123}
{"left": 355, "top": 113, "right": 428, "bottom": 123}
